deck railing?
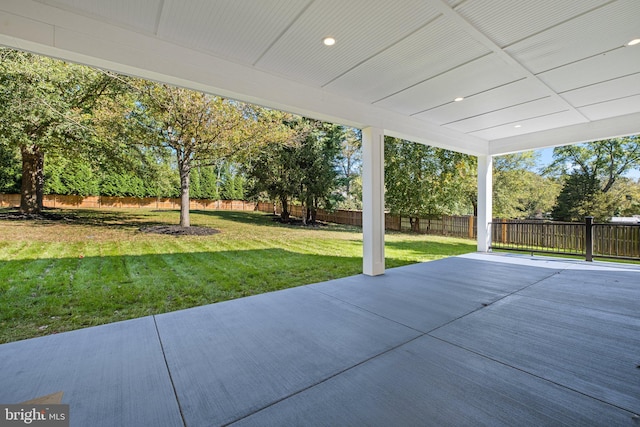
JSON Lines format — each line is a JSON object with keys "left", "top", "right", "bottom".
{"left": 491, "top": 217, "right": 640, "bottom": 261}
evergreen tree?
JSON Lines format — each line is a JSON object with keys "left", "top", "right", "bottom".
{"left": 551, "top": 172, "right": 600, "bottom": 221}
{"left": 0, "top": 144, "right": 21, "bottom": 194}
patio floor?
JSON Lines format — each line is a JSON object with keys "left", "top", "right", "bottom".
{"left": 1, "top": 253, "right": 639, "bottom": 426}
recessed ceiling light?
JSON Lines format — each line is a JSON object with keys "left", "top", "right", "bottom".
{"left": 323, "top": 37, "right": 336, "bottom": 46}
{"left": 454, "top": 97, "right": 464, "bottom": 102}
{"left": 514, "top": 124, "right": 522, "bottom": 128}
{"left": 627, "top": 38, "right": 640, "bottom": 46}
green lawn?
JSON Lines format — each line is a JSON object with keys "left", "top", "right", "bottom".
{"left": 0, "top": 208, "right": 475, "bottom": 343}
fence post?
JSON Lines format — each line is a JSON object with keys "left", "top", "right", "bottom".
{"left": 585, "top": 216, "right": 594, "bottom": 262}
{"left": 501, "top": 220, "right": 507, "bottom": 243}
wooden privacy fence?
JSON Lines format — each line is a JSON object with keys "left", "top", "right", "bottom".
{"left": 0, "top": 194, "right": 258, "bottom": 211}
{"left": 491, "top": 218, "right": 640, "bottom": 261}
{"left": 2, "top": 194, "right": 475, "bottom": 238}
{"left": 254, "top": 201, "right": 477, "bottom": 239}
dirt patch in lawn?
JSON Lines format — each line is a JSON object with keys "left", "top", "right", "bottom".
{"left": 139, "top": 225, "right": 220, "bottom": 236}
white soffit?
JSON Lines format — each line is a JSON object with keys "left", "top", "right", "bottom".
{"left": 415, "top": 78, "right": 547, "bottom": 125}
{"left": 324, "top": 15, "right": 490, "bottom": 103}
{"left": 0, "top": 0, "right": 637, "bottom": 156}
{"left": 578, "top": 95, "right": 640, "bottom": 121}
{"left": 506, "top": 0, "right": 640, "bottom": 74}
{"left": 473, "top": 110, "right": 587, "bottom": 141}
{"left": 375, "top": 53, "right": 527, "bottom": 115}
{"left": 157, "top": 0, "right": 311, "bottom": 66}
{"left": 454, "top": 0, "right": 611, "bottom": 48}
{"left": 34, "top": 0, "right": 162, "bottom": 34}
{"left": 255, "top": 0, "right": 440, "bottom": 86}
{"left": 562, "top": 73, "right": 640, "bottom": 108}
{"left": 447, "top": 97, "right": 573, "bottom": 134}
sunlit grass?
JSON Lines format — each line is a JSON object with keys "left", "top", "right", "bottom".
{"left": 0, "top": 208, "right": 475, "bottom": 343}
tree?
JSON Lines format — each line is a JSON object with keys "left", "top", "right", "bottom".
{"left": 246, "top": 117, "right": 312, "bottom": 221}
{"left": 119, "top": 81, "right": 291, "bottom": 227}
{"left": 612, "top": 178, "right": 640, "bottom": 217}
{"left": 220, "top": 164, "right": 246, "bottom": 200}
{"left": 551, "top": 171, "right": 601, "bottom": 221}
{"left": 0, "top": 48, "right": 121, "bottom": 214}
{"left": 493, "top": 152, "right": 559, "bottom": 219}
{"left": 548, "top": 137, "right": 640, "bottom": 221}
{"left": 549, "top": 137, "right": 640, "bottom": 192}
{"left": 384, "top": 137, "right": 472, "bottom": 231}
{"left": 0, "top": 143, "right": 21, "bottom": 193}
{"left": 44, "top": 155, "right": 100, "bottom": 196}
{"left": 336, "top": 128, "right": 362, "bottom": 210}
{"left": 246, "top": 117, "right": 341, "bottom": 223}
{"left": 298, "top": 122, "right": 342, "bottom": 224}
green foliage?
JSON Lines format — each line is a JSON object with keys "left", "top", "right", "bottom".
{"left": 0, "top": 144, "right": 21, "bottom": 193}
{"left": 247, "top": 141, "right": 300, "bottom": 218}
{"left": 44, "top": 155, "right": 99, "bottom": 196}
{"left": 247, "top": 119, "right": 342, "bottom": 221}
{"left": 547, "top": 137, "right": 640, "bottom": 192}
{"left": 0, "top": 48, "right": 125, "bottom": 212}
{"left": 298, "top": 122, "right": 342, "bottom": 219}
{"left": 548, "top": 137, "right": 640, "bottom": 221}
{"left": 335, "top": 128, "right": 362, "bottom": 210}
{"left": 220, "top": 165, "right": 246, "bottom": 200}
{"left": 198, "top": 165, "right": 219, "bottom": 200}
{"left": 113, "top": 80, "right": 293, "bottom": 226}
{"left": 612, "top": 178, "right": 640, "bottom": 217}
{"left": 384, "top": 137, "right": 473, "bottom": 230}
{"left": 493, "top": 152, "right": 559, "bottom": 219}
{"left": 551, "top": 172, "right": 601, "bottom": 221}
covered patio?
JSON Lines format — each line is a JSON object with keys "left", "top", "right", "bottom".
{"left": 1, "top": 253, "right": 639, "bottom": 425}
{"left": 1, "top": 1, "right": 640, "bottom": 425}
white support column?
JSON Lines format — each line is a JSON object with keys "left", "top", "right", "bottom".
{"left": 362, "top": 127, "right": 385, "bottom": 276}
{"left": 477, "top": 155, "right": 493, "bottom": 252}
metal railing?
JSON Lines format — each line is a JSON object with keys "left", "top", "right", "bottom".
{"left": 490, "top": 217, "right": 640, "bottom": 262}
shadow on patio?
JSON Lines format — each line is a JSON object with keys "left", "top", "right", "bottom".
{"left": 1, "top": 253, "right": 638, "bottom": 426}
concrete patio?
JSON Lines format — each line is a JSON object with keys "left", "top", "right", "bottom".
{"left": 1, "top": 253, "right": 639, "bottom": 426}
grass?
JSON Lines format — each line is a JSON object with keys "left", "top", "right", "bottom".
{"left": 0, "top": 208, "right": 476, "bottom": 343}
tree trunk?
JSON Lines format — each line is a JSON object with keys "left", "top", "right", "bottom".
{"left": 19, "top": 144, "right": 44, "bottom": 214}
{"left": 280, "top": 196, "right": 290, "bottom": 221}
{"left": 310, "top": 207, "right": 317, "bottom": 224}
{"left": 179, "top": 165, "right": 190, "bottom": 227}
{"left": 410, "top": 217, "right": 420, "bottom": 233}
{"left": 310, "top": 197, "right": 318, "bottom": 224}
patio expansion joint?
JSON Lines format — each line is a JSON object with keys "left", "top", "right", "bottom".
{"left": 222, "top": 285, "right": 435, "bottom": 425}
{"left": 152, "top": 315, "right": 187, "bottom": 427}
{"left": 224, "top": 332, "right": 429, "bottom": 426}
{"left": 425, "top": 266, "right": 640, "bottom": 418}
{"left": 425, "top": 333, "right": 640, "bottom": 418}
{"left": 425, "top": 267, "right": 566, "bottom": 336}
{"left": 307, "top": 286, "right": 427, "bottom": 334}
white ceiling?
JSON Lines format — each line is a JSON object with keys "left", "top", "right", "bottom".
{"left": 0, "top": 0, "right": 639, "bottom": 156}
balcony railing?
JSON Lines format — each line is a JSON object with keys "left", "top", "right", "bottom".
{"left": 490, "top": 217, "right": 640, "bottom": 262}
